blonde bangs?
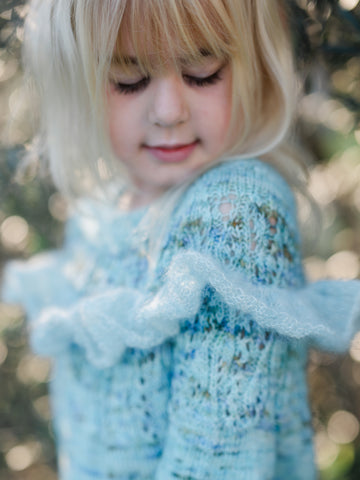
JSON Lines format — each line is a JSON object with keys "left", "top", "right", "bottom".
{"left": 113, "top": 0, "right": 236, "bottom": 76}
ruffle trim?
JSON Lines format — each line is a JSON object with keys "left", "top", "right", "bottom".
{"left": 24, "top": 250, "right": 360, "bottom": 369}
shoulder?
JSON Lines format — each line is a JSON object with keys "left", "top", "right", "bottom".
{"left": 177, "top": 157, "right": 298, "bottom": 230}
{"left": 189, "top": 158, "right": 294, "bottom": 205}
{"left": 196, "top": 157, "right": 292, "bottom": 192}
{"left": 160, "top": 157, "right": 304, "bottom": 285}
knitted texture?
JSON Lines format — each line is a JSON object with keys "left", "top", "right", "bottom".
{"left": 2, "top": 158, "right": 360, "bottom": 480}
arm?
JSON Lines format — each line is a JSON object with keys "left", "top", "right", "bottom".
{"left": 155, "top": 300, "right": 284, "bottom": 480}
{"left": 151, "top": 160, "right": 310, "bottom": 478}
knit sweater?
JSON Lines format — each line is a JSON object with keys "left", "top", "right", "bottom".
{"left": 2, "top": 158, "right": 360, "bottom": 480}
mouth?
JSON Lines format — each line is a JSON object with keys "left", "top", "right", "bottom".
{"left": 144, "top": 140, "right": 199, "bottom": 163}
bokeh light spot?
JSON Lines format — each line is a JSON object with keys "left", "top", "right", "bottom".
{"left": 304, "top": 256, "right": 327, "bottom": 281}
{"left": 308, "top": 165, "right": 338, "bottom": 205}
{"left": 328, "top": 410, "right": 359, "bottom": 444}
{"left": 339, "top": 0, "right": 359, "bottom": 10}
{"left": 0, "top": 215, "right": 29, "bottom": 251}
{"left": 0, "top": 303, "right": 24, "bottom": 331}
{"left": 350, "top": 332, "right": 360, "bottom": 362}
{"left": 0, "top": 9, "right": 12, "bottom": 20}
{"left": 5, "top": 443, "right": 40, "bottom": 471}
{"left": 33, "top": 395, "right": 52, "bottom": 421}
{"left": 325, "top": 250, "right": 359, "bottom": 279}
{"left": 315, "top": 430, "right": 339, "bottom": 469}
{"left": 48, "top": 193, "right": 68, "bottom": 222}
{"left": 16, "top": 354, "right": 51, "bottom": 384}
{"left": 33, "top": 395, "right": 51, "bottom": 421}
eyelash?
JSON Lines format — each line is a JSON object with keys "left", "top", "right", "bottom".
{"left": 184, "top": 70, "right": 222, "bottom": 88}
{"left": 112, "top": 69, "right": 223, "bottom": 95}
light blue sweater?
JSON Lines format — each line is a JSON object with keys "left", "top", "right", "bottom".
{"left": 2, "top": 158, "right": 360, "bottom": 480}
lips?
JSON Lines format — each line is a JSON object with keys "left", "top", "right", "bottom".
{"left": 144, "top": 140, "right": 199, "bottom": 163}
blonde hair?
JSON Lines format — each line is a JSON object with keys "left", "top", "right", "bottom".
{"left": 23, "top": 0, "right": 302, "bottom": 198}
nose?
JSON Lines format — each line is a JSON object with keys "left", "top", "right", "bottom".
{"left": 148, "top": 73, "right": 189, "bottom": 127}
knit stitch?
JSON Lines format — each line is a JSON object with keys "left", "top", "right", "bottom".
{"left": 2, "top": 158, "right": 360, "bottom": 480}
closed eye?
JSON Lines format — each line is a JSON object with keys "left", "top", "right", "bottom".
{"left": 111, "top": 76, "right": 150, "bottom": 95}
{"left": 111, "top": 66, "right": 223, "bottom": 95}
{"left": 183, "top": 68, "right": 223, "bottom": 88}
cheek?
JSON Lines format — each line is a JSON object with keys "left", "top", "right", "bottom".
{"left": 200, "top": 88, "right": 232, "bottom": 142}
{"left": 200, "top": 69, "right": 232, "bottom": 127}
{"left": 212, "top": 76, "right": 238, "bottom": 149}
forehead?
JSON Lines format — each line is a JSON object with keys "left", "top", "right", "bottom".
{"left": 111, "top": 0, "right": 233, "bottom": 73}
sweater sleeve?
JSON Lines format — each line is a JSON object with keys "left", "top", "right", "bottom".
{"left": 154, "top": 159, "right": 319, "bottom": 479}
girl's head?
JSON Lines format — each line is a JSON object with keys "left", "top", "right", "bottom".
{"left": 24, "top": 0, "right": 297, "bottom": 200}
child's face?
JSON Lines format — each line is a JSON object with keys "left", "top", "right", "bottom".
{"left": 106, "top": 43, "right": 233, "bottom": 206}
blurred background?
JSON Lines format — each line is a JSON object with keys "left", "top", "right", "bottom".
{"left": 0, "top": 0, "right": 360, "bottom": 478}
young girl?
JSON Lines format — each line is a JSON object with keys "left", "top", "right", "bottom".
{"left": 2, "top": 0, "right": 360, "bottom": 479}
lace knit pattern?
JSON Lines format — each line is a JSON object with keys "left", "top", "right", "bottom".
{"left": 2, "top": 158, "right": 360, "bottom": 480}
